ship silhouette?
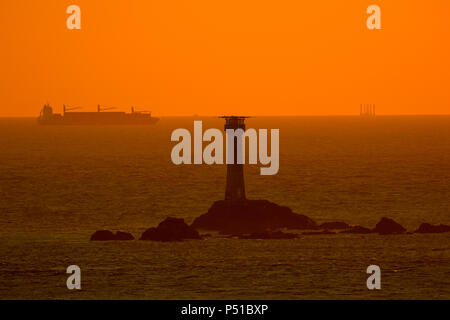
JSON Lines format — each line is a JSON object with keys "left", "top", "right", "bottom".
{"left": 38, "top": 104, "right": 159, "bottom": 125}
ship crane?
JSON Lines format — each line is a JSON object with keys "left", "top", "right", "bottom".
{"left": 131, "top": 106, "right": 151, "bottom": 114}
{"left": 97, "top": 105, "right": 117, "bottom": 112}
{"left": 63, "top": 104, "right": 82, "bottom": 114}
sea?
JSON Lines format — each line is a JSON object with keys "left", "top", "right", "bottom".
{"left": 0, "top": 116, "right": 449, "bottom": 299}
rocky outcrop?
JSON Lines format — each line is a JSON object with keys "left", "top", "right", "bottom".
{"left": 191, "top": 200, "right": 317, "bottom": 234}
{"left": 373, "top": 217, "right": 406, "bottom": 235}
{"left": 319, "top": 222, "right": 350, "bottom": 230}
{"left": 415, "top": 223, "right": 450, "bottom": 234}
{"left": 140, "top": 217, "right": 201, "bottom": 241}
{"left": 238, "top": 231, "right": 299, "bottom": 239}
{"left": 115, "top": 231, "right": 135, "bottom": 240}
{"left": 340, "top": 226, "right": 372, "bottom": 234}
{"left": 91, "top": 230, "right": 115, "bottom": 241}
{"left": 90, "top": 230, "right": 135, "bottom": 241}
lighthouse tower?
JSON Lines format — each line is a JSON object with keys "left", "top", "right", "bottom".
{"left": 221, "top": 116, "right": 249, "bottom": 202}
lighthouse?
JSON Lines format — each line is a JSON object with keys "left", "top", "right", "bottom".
{"left": 221, "top": 116, "right": 249, "bottom": 202}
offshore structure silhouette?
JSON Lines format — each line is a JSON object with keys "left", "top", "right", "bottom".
{"left": 222, "top": 116, "right": 248, "bottom": 201}
{"left": 191, "top": 116, "right": 317, "bottom": 234}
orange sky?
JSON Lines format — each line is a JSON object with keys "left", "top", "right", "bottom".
{"left": 0, "top": 0, "right": 449, "bottom": 117}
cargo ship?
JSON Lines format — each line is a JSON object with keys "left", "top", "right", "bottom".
{"left": 38, "top": 104, "right": 159, "bottom": 125}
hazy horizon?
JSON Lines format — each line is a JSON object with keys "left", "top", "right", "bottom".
{"left": 3, "top": 110, "right": 450, "bottom": 118}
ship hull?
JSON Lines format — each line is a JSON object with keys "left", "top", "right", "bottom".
{"left": 37, "top": 117, "right": 159, "bottom": 125}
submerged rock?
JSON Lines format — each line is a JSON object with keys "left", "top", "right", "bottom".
{"left": 373, "top": 217, "right": 406, "bottom": 235}
{"left": 191, "top": 200, "right": 317, "bottom": 234}
{"left": 340, "top": 226, "right": 372, "bottom": 234}
{"left": 319, "top": 222, "right": 350, "bottom": 230}
{"left": 90, "top": 230, "right": 134, "bottom": 241}
{"left": 415, "top": 223, "right": 450, "bottom": 234}
{"left": 140, "top": 217, "right": 201, "bottom": 241}
{"left": 238, "top": 231, "right": 299, "bottom": 240}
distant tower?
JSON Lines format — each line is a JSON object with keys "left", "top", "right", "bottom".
{"left": 360, "top": 104, "right": 376, "bottom": 117}
{"left": 220, "top": 116, "right": 249, "bottom": 202}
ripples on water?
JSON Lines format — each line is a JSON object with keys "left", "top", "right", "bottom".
{"left": 0, "top": 116, "right": 449, "bottom": 299}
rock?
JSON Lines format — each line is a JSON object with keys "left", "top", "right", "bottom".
{"left": 115, "top": 231, "right": 135, "bottom": 240}
{"left": 373, "top": 217, "right": 406, "bottom": 235}
{"left": 319, "top": 221, "right": 350, "bottom": 230}
{"left": 90, "top": 230, "right": 134, "bottom": 241}
{"left": 140, "top": 217, "right": 201, "bottom": 241}
{"left": 415, "top": 223, "right": 450, "bottom": 234}
{"left": 191, "top": 200, "right": 317, "bottom": 234}
{"left": 302, "top": 230, "right": 336, "bottom": 235}
{"left": 239, "top": 231, "right": 299, "bottom": 239}
{"left": 91, "top": 230, "right": 116, "bottom": 241}
{"left": 340, "top": 226, "right": 372, "bottom": 234}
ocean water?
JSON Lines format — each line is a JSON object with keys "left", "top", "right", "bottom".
{"left": 0, "top": 116, "right": 449, "bottom": 299}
